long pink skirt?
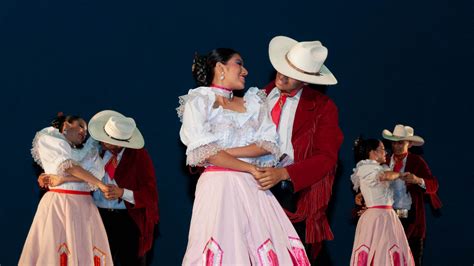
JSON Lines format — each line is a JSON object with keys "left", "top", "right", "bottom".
{"left": 19, "top": 190, "right": 112, "bottom": 265}
{"left": 182, "top": 171, "right": 310, "bottom": 265}
{"left": 350, "top": 207, "right": 414, "bottom": 266}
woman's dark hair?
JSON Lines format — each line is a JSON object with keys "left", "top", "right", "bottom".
{"left": 353, "top": 137, "right": 381, "bottom": 163}
{"left": 192, "top": 48, "right": 239, "bottom": 86}
{"left": 51, "top": 113, "right": 82, "bottom": 133}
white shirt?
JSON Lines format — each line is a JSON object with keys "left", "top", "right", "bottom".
{"left": 388, "top": 155, "right": 413, "bottom": 210}
{"left": 265, "top": 87, "right": 302, "bottom": 162}
{"left": 93, "top": 149, "right": 135, "bottom": 209}
{"left": 351, "top": 160, "right": 394, "bottom": 207}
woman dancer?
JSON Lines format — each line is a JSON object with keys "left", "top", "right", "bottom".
{"left": 19, "top": 114, "right": 112, "bottom": 265}
{"left": 178, "top": 48, "right": 309, "bottom": 265}
{"left": 350, "top": 137, "right": 414, "bottom": 266}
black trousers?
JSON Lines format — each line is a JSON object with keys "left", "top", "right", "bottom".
{"left": 408, "top": 237, "right": 424, "bottom": 266}
{"left": 400, "top": 213, "right": 424, "bottom": 266}
{"left": 271, "top": 182, "right": 332, "bottom": 265}
{"left": 98, "top": 208, "right": 146, "bottom": 266}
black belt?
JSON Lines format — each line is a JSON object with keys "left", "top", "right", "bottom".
{"left": 98, "top": 207, "right": 128, "bottom": 214}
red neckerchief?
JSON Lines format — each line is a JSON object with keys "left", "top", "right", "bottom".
{"left": 270, "top": 88, "right": 301, "bottom": 128}
{"left": 393, "top": 152, "right": 408, "bottom": 172}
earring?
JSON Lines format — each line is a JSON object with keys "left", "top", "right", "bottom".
{"left": 220, "top": 72, "right": 224, "bottom": 80}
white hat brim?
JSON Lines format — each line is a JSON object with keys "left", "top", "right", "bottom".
{"left": 382, "top": 129, "right": 425, "bottom": 146}
{"left": 88, "top": 110, "right": 145, "bottom": 149}
{"left": 269, "top": 36, "right": 338, "bottom": 85}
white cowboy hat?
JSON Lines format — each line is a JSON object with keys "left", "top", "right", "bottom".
{"left": 88, "top": 110, "right": 144, "bottom": 149}
{"left": 268, "top": 36, "right": 337, "bottom": 85}
{"left": 382, "top": 124, "right": 424, "bottom": 146}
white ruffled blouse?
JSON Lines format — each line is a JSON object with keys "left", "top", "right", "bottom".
{"left": 350, "top": 159, "right": 394, "bottom": 207}
{"left": 177, "top": 86, "right": 280, "bottom": 167}
{"left": 31, "top": 126, "right": 104, "bottom": 191}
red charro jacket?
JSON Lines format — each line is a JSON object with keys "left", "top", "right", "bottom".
{"left": 391, "top": 153, "right": 442, "bottom": 239}
{"left": 114, "top": 148, "right": 159, "bottom": 256}
{"left": 265, "top": 82, "right": 344, "bottom": 244}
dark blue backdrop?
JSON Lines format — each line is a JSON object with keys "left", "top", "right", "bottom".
{"left": 1, "top": 0, "right": 473, "bottom": 265}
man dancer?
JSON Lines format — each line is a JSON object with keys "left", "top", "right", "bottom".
{"left": 382, "top": 124, "right": 442, "bottom": 266}
{"left": 88, "top": 110, "right": 159, "bottom": 266}
{"left": 256, "top": 36, "right": 343, "bottom": 261}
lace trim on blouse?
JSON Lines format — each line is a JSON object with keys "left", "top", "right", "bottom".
{"left": 256, "top": 89, "right": 267, "bottom": 102}
{"left": 176, "top": 87, "right": 266, "bottom": 123}
{"left": 176, "top": 94, "right": 189, "bottom": 122}
{"left": 56, "top": 159, "right": 99, "bottom": 191}
{"left": 254, "top": 140, "right": 279, "bottom": 167}
{"left": 31, "top": 131, "right": 43, "bottom": 167}
{"left": 186, "top": 142, "right": 222, "bottom": 167}
{"left": 57, "top": 159, "right": 79, "bottom": 175}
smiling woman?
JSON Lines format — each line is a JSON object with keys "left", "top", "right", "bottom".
{"left": 18, "top": 114, "right": 112, "bottom": 265}
{"left": 178, "top": 48, "right": 310, "bottom": 265}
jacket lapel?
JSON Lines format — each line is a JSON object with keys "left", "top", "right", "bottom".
{"left": 292, "top": 87, "right": 316, "bottom": 138}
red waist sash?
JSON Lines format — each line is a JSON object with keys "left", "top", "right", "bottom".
{"left": 204, "top": 166, "right": 243, "bottom": 172}
{"left": 49, "top": 189, "right": 91, "bottom": 195}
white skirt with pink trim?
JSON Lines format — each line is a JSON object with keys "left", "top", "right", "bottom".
{"left": 350, "top": 207, "right": 415, "bottom": 266}
{"left": 182, "top": 170, "right": 310, "bottom": 265}
{"left": 19, "top": 190, "right": 112, "bottom": 265}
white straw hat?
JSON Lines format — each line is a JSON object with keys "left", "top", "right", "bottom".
{"left": 382, "top": 124, "right": 424, "bottom": 146}
{"left": 88, "top": 110, "right": 144, "bottom": 149}
{"left": 269, "top": 36, "right": 337, "bottom": 85}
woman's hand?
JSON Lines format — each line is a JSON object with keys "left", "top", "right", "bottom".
{"left": 355, "top": 192, "right": 364, "bottom": 206}
{"left": 103, "top": 184, "right": 125, "bottom": 200}
{"left": 98, "top": 182, "right": 110, "bottom": 193}
{"left": 253, "top": 167, "right": 289, "bottom": 191}
{"left": 356, "top": 207, "right": 367, "bottom": 216}
{"left": 248, "top": 166, "right": 263, "bottom": 179}
{"left": 38, "top": 173, "right": 65, "bottom": 187}
{"left": 48, "top": 174, "right": 65, "bottom": 187}
{"left": 400, "top": 172, "right": 422, "bottom": 185}
{"left": 38, "top": 173, "right": 49, "bottom": 188}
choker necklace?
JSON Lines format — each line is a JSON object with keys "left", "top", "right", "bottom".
{"left": 211, "top": 84, "right": 233, "bottom": 100}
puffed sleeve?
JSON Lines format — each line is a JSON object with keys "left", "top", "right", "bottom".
{"left": 178, "top": 89, "right": 222, "bottom": 166}
{"left": 34, "top": 132, "right": 78, "bottom": 175}
{"left": 351, "top": 160, "right": 385, "bottom": 191}
{"left": 246, "top": 87, "right": 280, "bottom": 159}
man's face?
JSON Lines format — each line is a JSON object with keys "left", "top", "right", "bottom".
{"left": 391, "top": 140, "right": 410, "bottom": 155}
{"left": 101, "top": 142, "right": 123, "bottom": 153}
{"left": 275, "top": 72, "right": 305, "bottom": 92}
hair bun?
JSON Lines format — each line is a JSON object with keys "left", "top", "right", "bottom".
{"left": 51, "top": 112, "right": 66, "bottom": 129}
{"left": 192, "top": 53, "right": 209, "bottom": 86}
{"left": 353, "top": 135, "right": 365, "bottom": 148}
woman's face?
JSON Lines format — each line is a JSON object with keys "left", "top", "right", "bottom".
{"left": 219, "top": 54, "right": 248, "bottom": 90}
{"left": 64, "top": 119, "right": 87, "bottom": 145}
{"left": 373, "top": 142, "right": 387, "bottom": 164}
